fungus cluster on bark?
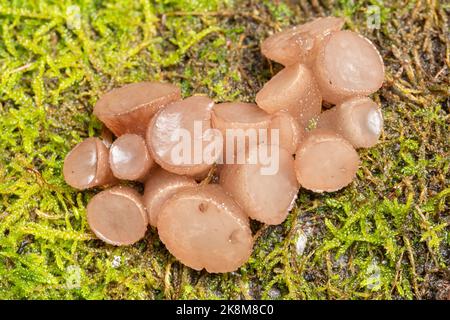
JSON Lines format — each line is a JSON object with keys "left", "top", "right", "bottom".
{"left": 63, "top": 16, "right": 384, "bottom": 273}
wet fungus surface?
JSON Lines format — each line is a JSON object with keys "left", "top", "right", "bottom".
{"left": 87, "top": 186, "right": 148, "bottom": 246}
{"left": 313, "top": 30, "right": 385, "bottom": 104}
{"left": 110, "top": 133, "right": 154, "bottom": 181}
{"left": 63, "top": 137, "right": 116, "bottom": 190}
{"left": 268, "top": 111, "right": 303, "bottom": 154}
{"left": 294, "top": 130, "right": 360, "bottom": 193}
{"left": 146, "top": 95, "right": 220, "bottom": 177}
{"left": 93, "top": 82, "right": 181, "bottom": 137}
{"left": 255, "top": 62, "right": 322, "bottom": 127}
{"left": 143, "top": 167, "right": 197, "bottom": 227}
{"left": 63, "top": 16, "right": 385, "bottom": 273}
{"left": 220, "top": 144, "right": 299, "bottom": 225}
{"left": 212, "top": 102, "right": 272, "bottom": 160}
{"left": 316, "top": 97, "right": 383, "bottom": 148}
{"left": 212, "top": 102, "right": 272, "bottom": 133}
{"left": 261, "top": 16, "right": 345, "bottom": 66}
{"left": 157, "top": 184, "right": 253, "bottom": 273}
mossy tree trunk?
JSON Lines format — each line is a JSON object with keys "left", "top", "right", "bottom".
{"left": 0, "top": 0, "right": 448, "bottom": 299}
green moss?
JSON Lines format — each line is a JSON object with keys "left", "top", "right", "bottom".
{"left": 0, "top": 0, "right": 448, "bottom": 299}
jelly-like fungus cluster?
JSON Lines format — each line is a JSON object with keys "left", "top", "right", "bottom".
{"left": 63, "top": 17, "right": 385, "bottom": 273}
